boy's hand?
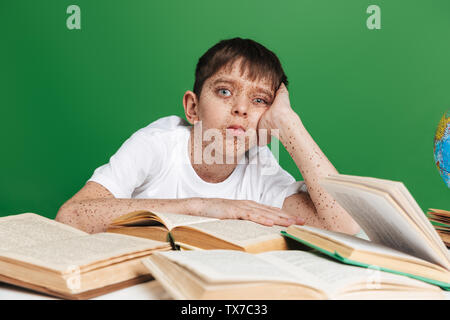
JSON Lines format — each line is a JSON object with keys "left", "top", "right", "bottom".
{"left": 190, "top": 198, "right": 304, "bottom": 227}
{"left": 257, "top": 83, "right": 296, "bottom": 146}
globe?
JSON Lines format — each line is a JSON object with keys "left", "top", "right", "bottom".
{"left": 434, "top": 110, "right": 450, "bottom": 187}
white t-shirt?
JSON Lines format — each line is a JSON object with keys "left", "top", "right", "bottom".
{"left": 88, "top": 115, "right": 307, "bottom": 208}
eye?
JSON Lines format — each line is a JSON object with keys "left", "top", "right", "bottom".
{"left": 218, "top": 88, "right": 231, "bottom": 97}
{"left": 254, "top": 98, "right": 268, "bottom": 105}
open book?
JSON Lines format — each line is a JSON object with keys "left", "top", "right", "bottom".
{"left": 279, "top": 173, "right": 450, "bottom": 289}
{"left": 427, "top": 208, "right": 450, "bottom": 248}
{"left": 282, "top": 225, "right": 450, "bottom": 289}
{"left": 142, "top": 250, "right": 444, "bottom": 299}
{"left": 107, "top": 211, "right": 296, "bottom": 253}
{"left": 0, "top": 213, "right": 170, "bottom": 299}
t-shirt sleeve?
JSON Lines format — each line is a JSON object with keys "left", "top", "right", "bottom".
{"left": 87, "top": 132, "right": 165, "bottom": 198}
{"left": 257, "top": 148, "right": 308, "bottom": 209}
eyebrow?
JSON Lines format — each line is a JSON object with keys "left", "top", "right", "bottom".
{"left": 212, "top": 78, "right": 274, "bottom": 100}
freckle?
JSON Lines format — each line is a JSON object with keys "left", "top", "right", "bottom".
{"left": 317, "top": 164, "right": 320, "bottom": 167}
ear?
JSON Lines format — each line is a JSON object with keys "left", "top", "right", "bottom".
{"left": 183, "top": 90, "right": 200, "bottom": 125}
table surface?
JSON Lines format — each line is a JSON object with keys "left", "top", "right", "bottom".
{"left": 0, "top": 280, "right": 449, "bottom": 300}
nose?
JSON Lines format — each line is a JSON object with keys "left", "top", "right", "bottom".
{"left": 231, "top": 95, "right": 249, "bottom": 117}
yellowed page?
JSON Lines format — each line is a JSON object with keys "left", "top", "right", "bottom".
{"left": 0, "top": 213, "right": 169, "bottom": 273}
{"left": 183, "top": 219, "right": 285, "bottom": 247}
{"left": 0, "top": 213, "right": 87, "bottom": 251}
{"left": 258, "top": 250, "right": 440, "bottom": 298}
{"left": 143, "top": 250, "right": 440, "bottom": 299}
{"left": 319, "top": 180, "right": 448, "bottom": 267}
{"left": 151, "top": 211, "right": 218, "bottom": 230}
{"left": 145, "top": 250, "right": 313, "bottom": 286}
{"left": 293, "top": 225, "right": 438, "bottom": 265}
{"left": 1, "top": 232, "right": 168, "bottom": 272}
{"left": 329, "top": 175, "right": 450, "bottom": 263}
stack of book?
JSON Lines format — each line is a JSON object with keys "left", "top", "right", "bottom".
{"left": 1, "top": 174, "right": 449, "bottom": 300}
{"left": 427, "top": 208, "right": 450, "bottom": 248}
{"left": 0, "top": 213, "right": 170, "bottom": 299}
{"left": 141, "top": 174, "right": 450, "bottom": 299}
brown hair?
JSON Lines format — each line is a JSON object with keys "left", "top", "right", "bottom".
{"left": 193, "top": 37, "right": 288, "bottom": 99}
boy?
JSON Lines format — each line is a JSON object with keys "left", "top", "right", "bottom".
{"left": 56, "top": 38, "right": 360, "bottom": 235}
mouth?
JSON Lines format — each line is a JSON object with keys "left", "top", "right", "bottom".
{"left": 226, "top": 125, "right": 246, "bottom": 136}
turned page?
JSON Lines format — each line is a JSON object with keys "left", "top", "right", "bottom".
{"left": 151, "top": 211, "right": 218, "bottom": 230}
{"left": 319, "top": 180, "right": 447, "bottom": 267}
{"left": 329, "top": 175, "right": 449, "bottom": 261}
{"left": 258, "top": 250, "right": 435, "bottom": 296}
{"left": 180, "top": 219, "right": 285, "bottom": 247}
{"left": 0, "top": 213, "right": 168, "bottom": 272}
{"left": 289, "top": 225, "right": 443, "bottom": 268}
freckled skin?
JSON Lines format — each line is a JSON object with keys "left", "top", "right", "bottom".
{"left": 55, "top": 58, "right": 357, "bottom": 234}
{"left": 275, "top": 113, "right": 361, "bottom": 234}
{"left": 185, "top": 58, "right": 274, "bottom": 183}
{"left": 56, "top": 58, "right": 306, "bottom": 234}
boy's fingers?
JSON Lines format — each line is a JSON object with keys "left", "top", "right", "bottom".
{"left": 249, "top": 214, "right": 274, "bottom": 226}
{"left": 260, "top": 209, "right": 305, "bottom": 226}
{"left": 254, "top": 211, "right": 295, "bottom": 227}
{"left": 236, "top": 206, "right": 304, "bottom": 227}
{"left": 245, "top": 204, "right": 304, "bottom": 226}
{"left": 248, "top": 204, "right": 298, "bottom": 221}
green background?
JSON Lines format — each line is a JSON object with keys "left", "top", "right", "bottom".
{"left": 1, "top": 0, "right": 449, "bottom": 219}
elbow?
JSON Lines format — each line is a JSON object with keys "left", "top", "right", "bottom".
{"left": 55, "top": 201, "right": 84, "bottom": 231}
{"left": 55, "top": 202, "right": 70, "bottom": 223}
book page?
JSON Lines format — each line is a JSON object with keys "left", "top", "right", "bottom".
{"left": 148, "top": 250, "right": 319, "bottom": 288}
{"left": 332, "top": 175, "right": 449, "bottom": 261}
{"left": 0, "top": 213, "right": 87, "bottom": 251}
{"left": 293, "top": 225, "right": 435, "bottom": 266}
{"left": 319, "top": 181, "right": 445, "bottom": 266}
{"left": 258, "top": 250, "right": 433, "bottom": 296}
{"left": 146, "top": 250, "right": 433, "bottom": 297}
{"left": 1, "top": 232, "right": 168, "bottom": 272}
{"left": 183, "top": 219, "right": 285, "bottom": 246}
{"left": 151, "top": 211, "right": 218, "bottom": 230}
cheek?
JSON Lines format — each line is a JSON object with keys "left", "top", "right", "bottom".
{"left": 197, "top": 105, "right": 227, "bottom": 130}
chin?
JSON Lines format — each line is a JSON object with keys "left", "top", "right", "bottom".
{"left": 222, "top": 138, "right": 252, "bottom": 163}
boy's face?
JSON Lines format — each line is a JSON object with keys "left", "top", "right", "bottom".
{"left": 184, "top": 59, "right": 275, "bottom": 162}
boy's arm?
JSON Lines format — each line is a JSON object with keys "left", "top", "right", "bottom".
{"left": 56, "top": 181, "right": 194, "bottom": 233}
{"left": 56, "top": 181, "right": 303, "bottom": 233}
{"left": 258, "top": 84, "right": 361, "bottom": 235}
